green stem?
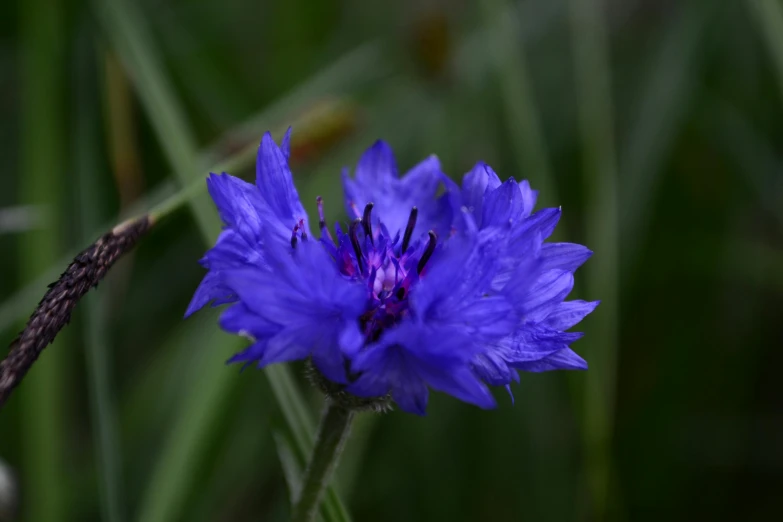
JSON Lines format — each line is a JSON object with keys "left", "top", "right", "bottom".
{"left": 291, "top": 403, "right": 355, "bottom": 522}
{"left": 570, "top": 0, "right": 619, "bottom": 519}
{"left": 19, "top": 0, "right": 67, "bottom": 518}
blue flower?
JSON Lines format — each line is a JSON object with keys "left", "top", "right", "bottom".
{"left": 342, "top": 140, "right": 454, "bottom": 239}
{"left": 453, "top": 162, "right": 598, "bottom": 386}
{"left": 187, "top": 129, "right": 597, "bottom": 415}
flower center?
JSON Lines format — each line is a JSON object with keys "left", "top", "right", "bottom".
{"left": 297, "top": 198, "right": 438, "bottom": 344}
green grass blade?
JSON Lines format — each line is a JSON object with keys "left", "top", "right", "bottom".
{"left": 479, "top": 0, "right": 558, "bottom": 205}
{"left": 17, "top": 0, "right": 68, "bottom": 519}
{"left": 707, "top": 99, "right": 783, "bottom": 230}
{"left": 620, "top": 4, "right": 710, "bottom": 266}
{"left": 748, "top": 0, "right": 783, "bottom": 102}
{"left": 94, "top": 0, "right": 219, "bottom": 240}
{"left": 74, "top": 30, "right": 125, "bottom": 522}
{"left": 188, "top": 392, "right": 274, "bottom": 522}
{"left": 135, "top": 327, "right": 244, "bottom": 522}
{"left": 568, "top": 0, "right": 620, "bottom": 519}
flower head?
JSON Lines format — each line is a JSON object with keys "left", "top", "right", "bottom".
{"left": 187, "top": 129, "right": 597, "bottom": 415}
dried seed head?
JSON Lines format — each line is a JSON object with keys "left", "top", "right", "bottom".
{"left": 0, "top": 215, "right": 151, "bottom": 408}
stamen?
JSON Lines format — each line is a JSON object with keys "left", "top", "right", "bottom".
{"left": 362, "top": 203, "right": 374, "bottom": 245}
{"left": 401, "top": 207, "right": 418, "bottom": 254}
{"left": 417, "top": 231, "right": 437, "bottom": 274}
{"left": 290, "top": 222, "right": 300, "bottom": 249}
{"left": 349, "top": 219, "right": 365, "bottom": 274}
{"left": 299, "top": 219, "right": 307, "bottom": 241}
{"left": 316, "top": 196, "right": 333, "bottom": 241}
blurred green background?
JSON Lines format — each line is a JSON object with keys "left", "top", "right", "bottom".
{"left": 1, "top": 0, "right": 782, "bottom": 520}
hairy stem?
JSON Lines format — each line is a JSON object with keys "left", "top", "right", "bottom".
{"left": 291, "top": 402, "right": 355, "bottom": 522}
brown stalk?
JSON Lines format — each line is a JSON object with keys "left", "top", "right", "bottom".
{"left": 0, "top": 215, "right": 151, "bottom": 408}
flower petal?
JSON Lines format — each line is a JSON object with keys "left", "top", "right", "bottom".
{"left": 411, "top": 233, "right": 516, "bottom": 341}
{"left": 513, "top": 348, "right": 587, "bottom": 372}
{"left": 542, "top": 300, "right": 600, "bottom": 330}
{"left": 207, "top": 173, "right": 268, "bottom": 245}
{"left": 514, "top": 207, "right": 561, "bottom": 245}
{"left": 185, "top": 271, "right": 236, "bottom": 317}
{"left": 347, "top": 342, "right": 429, "bottom": 414}
{"left": 417, "top": 364, "right": 496, "bottom": 410}
{"left": 255, "top": 131, "right": 309, "bottom": 233}
{"left": 400, "top": 155, "right": 441, "bottom": 196}
{"left": 349, "top": 319, "right": 487, "bottom": 414}
{"left": 511, "top": 269, "right": 574, "bottom": 322}
{"left": 355, "top": 140, "right": 398, "bottom": 184}
{"left": 217, "top": 240, "right": 366, "bottom": 380}
{"left": 461, "top": 162, "right": 501, "bottom": 221}
{"left": 473, "top": 351, "right": 516, "bottom": 386}
{"left": 218, "top": 302, "right": 278, "bottom": 339}
{"left": 482, "top": 178, "right": 526, "bottom": 228}
{"left": 343, "top": 143, "right": 450, "bottom": 237}
{"left": 540, "top": 243, "right": 593, "bottom": 272}
{"left": 227, "top": 340, "right": 268, "bottom": 365}
{"left": 280, "top": 126, "right": 292, "bottom": 160}
{"left": 518, "top": 179, "right": 538, "bottom": 217}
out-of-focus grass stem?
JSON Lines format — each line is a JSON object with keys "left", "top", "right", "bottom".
{"left": 96, "top": 0, "right": 219, "bottom": 240}
{"left": 748, "top": 0, "right": 783, "bottom": 102}
{"left": 480, "top": 0, "right": 558, "bottom": 206}
{"left": 18, "top": 0, "right": 68, "bottom": 520}
{"left": 620, "top": 4, "right": 710, "bottom": 269}
{"left": 569, "top": 0, "right": 619, "bottom": 519}
{"left": 76, "top": 30, "right": 125, "bottom": 522}
{"left": 104, "top": 51, "right": 144, "bottom": 210}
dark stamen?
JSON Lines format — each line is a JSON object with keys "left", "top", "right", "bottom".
{"left": 300, "top": 219, "right": 307, "bottom": 241}
{"left": 315, "top": 196, "right": 334, "bottom": 241}
{"left": 316, "top": 196, "right": 325, "bottom": 224}
{"left": 401, "top": 207, "right": 418, "bottom": 254}
{"left": 362, "top": 203, "right": 374, "bottom": 245}
{"left": 417, "top": 231, "right": 437, "bottom": 274}
{"left": 395, "top": 287, "right": 406, "bottom": 300}
{"left": 316, "top": 196, "right": 333, "bottom": 241}
{"left": 349, "top": 219, "right": 365, "bottom": 274}
{"left": 291, "top": 223, "right": 300, "bottom": 248}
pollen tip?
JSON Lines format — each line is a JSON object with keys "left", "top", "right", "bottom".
{"left": 417, "top": 230, "right": 437, "bottom": 274}
{"left": 361, "top": 203, "right": 374, "bottom": 245}
{"left": 401, "top": 206, "right": 419, "bottom": 254}
{"left": 349, "top": 219, "right": 365, "bottom": 273}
